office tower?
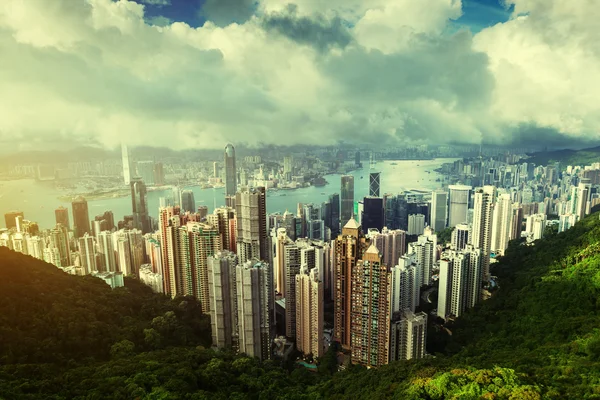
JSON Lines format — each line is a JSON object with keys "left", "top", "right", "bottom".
{"left": 384, "top": 194, "right": 408, "bottom": 230}
{"left": 225, "top": 144, "right": 237, "bottom": 197}
{"left": 131, "top": 178, "right": 151, "bottom": 234}
{"left": 355, "top": 151, "right": 361, "bottom": 167}
{"left": 327, "top": 193, "right": 340, "bottom": 237}
{"left": 78, "top": 233, "right": 97, "bottom": 274}
{"left": 333, "top": 219, "right": 370, "bottom": 348}
{"left": 491, "top": 194, "right": 513, "bottom": 256}
{"left": 510, "top": 204, "right": 524, "bottom": 240}
{"left": 213, "top": 161, "right": 219, "bottom": 179}
{"left": 448, "top": 185, "right": 471, "bottom": 227}
{"left": 282, "top": 211, "right": 297, "bottom": 241}
{"left": 4, "top": 211, "right": 24, "bottom": 230}
{"left": 283, "top": 156, "right": 293, "bottom": 180}
{"left": 430, "top": 190, "right": 448, "bottom": 232}
{"left": 236, "top": 259, "right": 273, "bottom": 361}
{"left": 55, "top": 207, "right": 70, "bottom": 229}
{"left": 390, "top": 255, "right": 420, "bottom": 314}
{"left": 180, "top": 190, "right": 196, "bottom": 213}
{"left": 341, "top": 175, "right": 355, "bottom": 222}
{"left": 98, "top": 231, "right": 116, "bottom": 272}
{"left": 296, "top": 265, "right": 324, "bottom": 357}
{"left": 235, "top": 187, "right": 268, "bottom": 264}
{"left": 72, "top": 196, "right": 91, "bottom": 239}
{"left": 369, "top": 172, "right": 381, "bottom": 197}
{"left": 153, "top": 162, "right": 165, "bottom": 185}
{"left": 389, "top": 309, "right": 427, "bottom": 361}
{"left": 137, "top": 161, "right": 155, "bottom": 185}
{"left": 208, "top": 251, "right": 239, "bottom": 350}
{"left": 50, "top": 223, "right": 71, "bottom": 267}
{"left": 451, "top": 223, "right": 470, "bottom": 250}
{"left": 26, "top": 236, "right": 45, "bottom": 260}
{"left": 350, "top": 245, "right": 391, "bottom": 367}
{"left": 114, "top": 230, "right": 134, "bottom": 275}
{"left": 407, "top": 229, "right": 437, "bottom": 286}
{"left": 94, "top": 211, "right": 115, "bottom": 233}
{"left": 188, "top": 222, "right": 222, "bottom": 314}
{"left": 470, "top": 186, "right": 494, "bottom": 281}
{"left": 362, "top": 197, "right": 385, "bottom": 231}
{"left": 122, "top": 143, "right": 132, "bottom": 185}
{"left": 408, "top": 213, "right": 425, "bottom": 235}
{"left": 198, "top": 205, "right": 209, "bottom": 220}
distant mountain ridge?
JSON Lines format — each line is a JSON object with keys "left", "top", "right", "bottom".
{"left": 527, "top": 145, "right": 600, "bottom": 166}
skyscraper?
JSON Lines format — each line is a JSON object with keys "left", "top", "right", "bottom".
{"left": 471, "top": 186, "right": 495, "bottom": 281}
{"left": 451, "top": 223, "right": 470, "bottom": 250}
{"left": 122, "top": 143, "right": 132, "bottom": 185}
{"left": 235, "top": 187, "right": 268, "bottom": 264}
{"left": 333, "top": 219, "right": 370, "bottom": 348}
{"left": 407, "top": 229, "right": 437, "bottom": 286}
{"left": 72, "top": 196, "right": 91, "bottom": 239}
{"left": 369, "top": 172, "right": 381, "bottom": 197}
{"left": 296, "top": 265, "right": 324, "bottom": 357}
{"left": 131, "top": 177, "right": 151, "bottom": 234}
{"left": 180, "top": 190, "right": 196, "bottom": 213}
{"left": 153, "top": 162, "right": 165, "bottom": 186}
{"left": 78, "top": 233, "right": 97, "bottom": 274}
{"left": 448, "top": 185, "right": 471, "bottom": 227}
{"left": 369, "top": 227, "right": 406, "bottom": 268}
{"left": 98, "top": 231, "right": 116, "bottom": 272}
{"left": 236, "top": 259, "right": 273, "bottom": 361}
{"left": 362, "top": 197, "right": 385, "bottom": 231}
{"left": 4, "top": 211, "right": 24, "bottom": 230}
{"left": 327, "top": 193, "right": 340, "bottom": 237}
{"left": 389, "top": 309, "right": 427, "bottom": 361}
{"left": 50, "top": 223, "right": 71, "bottom": 267}
{"left": 188, "top": 222, "right": 223, "bottom": 314}
{"left": 350, "top": 245, "right": 391, "bottom": 367}
{"left": 430, "top": 190, "right": 448, "bottom": 232}
{"left": 55, "top": 207, "right": 70, "bottom": 229}
{"left": 137, "top": 161, "right": 155, "bottom": 185}
{"left": 408, "top": 213, "right": 425, "bottom": 235}
{"left": 208, "top": 251, "right": 239, "bottom": 350}
{"left": 225, "top": 144, "right": 237, "bottom": 198}
{"left": 341, "top": 175, "right": 355, "bottom": 222}
{"left": 490, "top": 194, "right": 513, "bottom": 256}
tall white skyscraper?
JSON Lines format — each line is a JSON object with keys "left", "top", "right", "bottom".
{"left": 437, "top": 246, "right": 481, "bottom": 320}
{"left": 389, "top": 309, "right": 427, "bottom": 361}
{"left": 408, "top": 213, "right": 425, "bottom": 235}
{"left": 470, "top": 186, "right": 495, "bottom": 281}
{"left": 78, "top": 233, "right": 97, "bottom": 275}
{"left": 407, "top": 229, "right": 437, "bottom": 286}
{"left": 490, "top": 194, "right": 513, "bottom": 256}
{"left": 448, "top": 185, "right": 471, "bottom": 227}
{"left": 390, "top": 254, "right": 420, "bottom": 314}
{"left": 98, "top": 231, "right": 116, "bottom": 273}
{"left": 121, "top": 143, "right": 133, "bottom": 185}
{"left": 451, "top": 223, "right": 469, "bottom": 251}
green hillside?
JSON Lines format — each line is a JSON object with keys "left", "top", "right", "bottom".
{"left": 1, "top": 212, "right": 600, "bottom": 399}
{"left": 527, "top": 145, "right": 600, "bottom": 166}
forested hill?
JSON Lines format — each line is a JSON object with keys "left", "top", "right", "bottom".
{"left": 1, "top": 212, "right": 600, "bottom": 398}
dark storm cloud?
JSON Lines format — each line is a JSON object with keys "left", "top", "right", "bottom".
{"left": 260, "top": 4, "right": 353, "bottom": 52}
{"left": 200, "top": 0, "right": 257, "bottom": 27}
{"left": 495, "top": 124, "right": 599, "bottom": 149}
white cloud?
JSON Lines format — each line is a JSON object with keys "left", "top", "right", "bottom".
{"left": 0, "top": 0, "right": 597, "bottom": 152}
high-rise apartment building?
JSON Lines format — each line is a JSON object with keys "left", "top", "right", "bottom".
{"left": 430, "top": 190, "right": 448, "bottom": 232}
{"left": 235, "top": 187, "right": 268, "bottom": 264}
{"left": 333, "top": 219, "right": 369, "bottom": 348}
{"left": 72, "top": 196, "right": 91, "bottom": 239}
{"left": 207, "top": 207, "right": 237, "bottom": 253}
{"left": 55, "top": 207, "right": 70, "bottom": 230}
{"left": 490, "top": 194, "right": 513, "bottom": 256}
{"left": 50, "top": 223, "right": 71, "bottom": 267}
{"left": 131, "top": 177, "right": 151, "bottom": 234}
{"left": 236, "top": 259, "right": 273, "bottom": 361}
{"left": 188, "top": 222, "right": 222, "bottom": 314}
{"left": 408, "top": 213, "right": 425, "bottom": 235}
{"left": 470, "top": 186, "right": 495, "bottom": 281}
{"left": 296, "top": 265, "right": 324, "bottom": 357}
{"left": 341, "top": 175, "right": 355, "bottom": 222}
{"left": 451, "top": 223, "right": 469, "bottom": 251}
{"left": 369, "top": 172, "right": 381, "bottom": 197}
{"left": 407, "top": 229, "right": 437, "bottom": 286}
{"left": 78, "top": 233, "right": 97, "bottom": 274}
{"left": 98, "top": 231, "right": 116, "bottom": 272}
{"left": 510, "top": 204, "right": 523, "bottom": 240}
{"left": 350, "top": 245, "right": 391, "bottom": 368}
{"left": 390, "top": 254, "right": 420, "bottom": 314}
{"left": 208, "top": 251, "right": 239, "bottom": 350}
{"left": 448, "top": 185, "right": 471, "bottom": 227}
{"left": 368, "top": 227, "right": 406, "bottom": 268}
{"left": 389, "top": 309, "right": 427, "bottom": 361}
{"left": 225, "top": 144, "right": 237, "bottom": 197}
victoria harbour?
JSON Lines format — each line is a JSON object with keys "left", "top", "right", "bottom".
{"left": 0, "top": 159, "right": 454, "bottom": 229}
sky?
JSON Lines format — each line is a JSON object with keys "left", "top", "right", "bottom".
{"left": 0, "top": 0, "right": 598, "bottom": 152}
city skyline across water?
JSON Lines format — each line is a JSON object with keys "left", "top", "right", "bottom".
{"left": 0, "top": 159, "right": 456, "bottom": 230}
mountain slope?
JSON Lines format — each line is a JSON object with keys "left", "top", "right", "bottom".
{"left": 527, "top": 145, "right": 600, "bottom": 166}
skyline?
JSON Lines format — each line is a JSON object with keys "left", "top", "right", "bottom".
{"left": 1, "top": 0, "right": 598, "bottom": 152}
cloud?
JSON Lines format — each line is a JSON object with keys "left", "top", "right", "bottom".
{"left": 260, "top": 4, "right": 353, "bottom": 52}
{"left": 139, "top": 0, "right": 171, "bottom": 6}
{"left": 200, "top": 0, "right": 257, "bottom": 27}
{"left": 0, "top": 0, "right": 598, "bottom": 153}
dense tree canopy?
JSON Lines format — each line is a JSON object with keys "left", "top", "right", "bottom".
{"left": 2, "top": 212, "right": 600, "bottom": 398}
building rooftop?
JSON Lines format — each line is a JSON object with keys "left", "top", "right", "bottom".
{"left": 343, "top": 218, "right": 360, "bottom": 230}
